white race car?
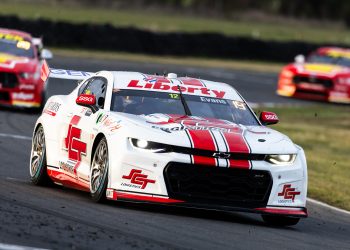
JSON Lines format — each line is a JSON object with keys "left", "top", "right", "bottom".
{"left": 30, "top": 64, "right": 308, "bottom": 226}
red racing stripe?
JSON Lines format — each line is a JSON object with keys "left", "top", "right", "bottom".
{"left": 222, "top": 131, "right": 251, "bottom": 169}
{"left": 187, "top": 129, "right": 217, "bottom": 166}
{"left": 113, "top": 191, "right": 184, "bottom": 203}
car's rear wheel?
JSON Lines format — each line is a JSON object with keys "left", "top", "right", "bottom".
{"left": 262, "top": 215, "right": 300, "bottom": 226}
{"left": 30, "top": 125, "right": 51, "bottom": 185}
{"left": 90, "top": 137, "right": 109, "bottom": 202}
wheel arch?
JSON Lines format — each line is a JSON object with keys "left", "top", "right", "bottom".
{"left": 91, "top": 132, "right": 107, "bottom": 165}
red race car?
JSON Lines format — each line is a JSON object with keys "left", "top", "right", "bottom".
{"left": 0, "top": 28, "right": 52, "bottom": 109}
{"left": 277, "top": 47, "right": 350, "bottom": 104}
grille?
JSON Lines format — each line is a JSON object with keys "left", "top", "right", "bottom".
{"left": 293, "top": 75, "right": 333, "bottom": 88}
{"left": 0, "top": 91, "right": 10, "bottom": 101}
{"left": 164, "top": 163, "right": 272, "bottom": 208}
{"left": 0, "top": 72, "right": 18, "bottom": 89}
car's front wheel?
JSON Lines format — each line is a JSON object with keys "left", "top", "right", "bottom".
{"left": 90, "top": 137, "right": 109, "bottom": 202}
{"left": 29, "top": 125, "right": 51, "bottom": 185}
{"left": 262, "top": 215, "right": 300, "bottom": 226}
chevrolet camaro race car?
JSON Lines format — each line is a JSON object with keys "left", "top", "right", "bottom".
{"left": 0, "top": 28, "right": 52, "bottom": 109}
{"left": 277, "top": 47, "right": 350, "bottom": 103}
{"left": 30, "top": 65, "right": 308, "bottom": 226}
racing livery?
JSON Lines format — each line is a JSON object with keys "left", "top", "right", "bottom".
{"left": 277, "top": 47, "right": 350, "bottom": 103}
{"left": 0, "top": 28, "right": 52, "bottom": 108}
{"left": 30, "top": 66, "right": 308, "bottom": 226}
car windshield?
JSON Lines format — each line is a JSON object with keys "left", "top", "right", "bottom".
{"left": 307, "top": 53, "right": 350, "bottom": 67}
{"left": 111, "top": 89, "right": 259, "bottom": 126}
{"left": 0, "top": 38, "right": 35, "bottom": 58}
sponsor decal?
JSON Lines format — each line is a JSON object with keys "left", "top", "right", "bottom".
{"left": 43, "top": 101, "right": 61, "bottom": 116}
{"left": 96, "top": 113, "right": 107, "bottom": 124}
{"left": 12, "top": 92, "right": 34, "bottom": 101}
{"left": 59, "top": 160, "right": 76, "bottom": 175}
{"left": 262, "top": 113, "right": 278, "bottom": 121}
{"left": 149, "top": 116, "right": 240, "bottom": 134}
{"left": 96, "top": 113, "right": 121, "bottom": 132}
{"left": 16, "top": 40, "right": 31, "bottom": 50}
{"left": 278, "top": 184, "right": 300, "bottom": 203}
{"left": 63, "top": 115, "right": 87, "bottom": 174}
{"left": 106, "top": 188, "right": 116, "bottom": 199}
{"left": 127, "top": 79, "right": 226, "bottom": 98}
{"left": 151, "top": 124, "right": 232, "bottom": 133}
{"left": 122, "top": 169, "right": 156, "bottom": 189}
{"left": 19, "top": 84, "right": 35, "bottom": 90}
{"left": 50, "top": 69, "right": 91, "bottom": 77}
{"left": 77, "top": 94, "right": 95, "bottom": 105}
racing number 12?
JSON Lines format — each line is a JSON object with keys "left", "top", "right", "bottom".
{"left": 169, "top": 93, "right": 179, "bottom": 99}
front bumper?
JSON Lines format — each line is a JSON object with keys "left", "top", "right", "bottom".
{"left": 0, "top": 71, "right": 43, "bottom": 108}
{"left": 0, "top": 88, "right": 42, "bottom": 108}
{"left": 106, "top": 139, "right": 308, "bottom": 217}
{"left": 277, "top": 77, "right": 350, "bottom": 104}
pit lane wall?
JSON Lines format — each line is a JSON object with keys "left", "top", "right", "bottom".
{"left": 0, "top": 15, "right": 348, "bottom": 62}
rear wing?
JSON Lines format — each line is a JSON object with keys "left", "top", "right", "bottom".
{"left": 41, "top": 60, "right": 93, "bottom": 82}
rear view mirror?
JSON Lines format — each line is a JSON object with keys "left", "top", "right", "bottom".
{"left": 294, "top": 54, "right": 305, "bottom": 64}
{"left": 41, "top": 49, "right": 53, "bottom": 60}
{"left": 76, "top": 94, "right": 98, "bottom": 113}
{"left": 259, "top": 111, "right": 279, "bottom": 125}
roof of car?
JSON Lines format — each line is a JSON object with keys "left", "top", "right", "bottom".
{"left": 317, "top": 47, "right": 350, "bottom": 57}
{"left": 0, "top": 28, "right": 32, "bottom": 40}
{"left": 112, "top": 71, "right": 242, "bottom": 101}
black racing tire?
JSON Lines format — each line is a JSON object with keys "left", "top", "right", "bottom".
{"left": 90, "top": 137, "right": 109, "bottom": 203}
{"left": 29, "top": 125, "right": 52, "bottom": 186}
{"left": 262, "top": 215, "right": 300, "bottom": 227}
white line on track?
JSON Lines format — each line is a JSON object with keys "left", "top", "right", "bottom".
{"left": 0, "top": 133, "right": 31, "bottom": 141}
{"left": 307, "top": 198, "right": 350, "bottom": 216}
{"left": 0, "top": 243, "right": 49, "bottom": 250}
{"left": 1, "top": 133, "right": 350, "bottom": 216}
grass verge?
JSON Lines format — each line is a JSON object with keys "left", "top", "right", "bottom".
{"left": 255, "top": 105, "right": 350, "bottom": 211}
{"left": 51, "top": 47, "right": 283, "bottom": 73}
{"left": 1, "top": 1, "right": 350, "bottom": 44}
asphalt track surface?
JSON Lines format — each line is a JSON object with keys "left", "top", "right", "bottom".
{"left": 0, "top": 56, "right": 349, "bottom": 250}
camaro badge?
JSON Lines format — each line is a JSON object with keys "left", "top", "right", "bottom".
{"left": 212, "top": 152, "right": 231, "bottom": 159}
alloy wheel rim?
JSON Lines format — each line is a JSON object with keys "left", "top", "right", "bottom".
{"left": 91, "top": 140, "right": 108, "bottom": 193}
{"left": 30, "top": 128, "right": 45, "bottom": 177}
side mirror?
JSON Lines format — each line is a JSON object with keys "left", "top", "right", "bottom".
{"left": 76, "top": 94, "right": 98, "bottom": 113}
{"left": 294, "top": 54, "right": 305, "bottom": 64}
{"left": 40, "top": 49, "right": 53, "bottom": 60}
{"left": 259, "top": 111, "right": 279, "bottom": 125}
